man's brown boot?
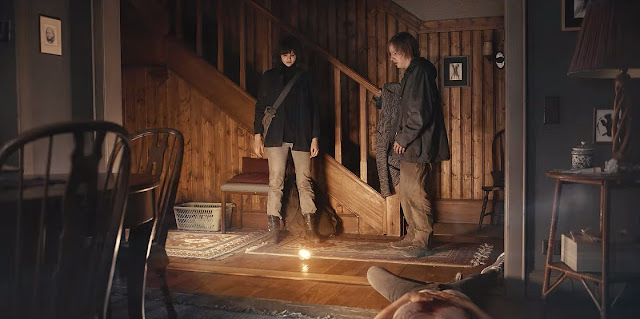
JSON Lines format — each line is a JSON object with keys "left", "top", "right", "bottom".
{"left": 303, "top": 214, "right": 321, "bottom": 244}
{"left": 266, "top": 215, "right": 280, "bottom": 244}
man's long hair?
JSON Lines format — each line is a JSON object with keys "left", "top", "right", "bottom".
{"left": 388, "top": 32, "right": 420, "bottom": 58}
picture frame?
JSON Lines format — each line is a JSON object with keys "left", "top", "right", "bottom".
{"left": 39, "top": 15, "right": 61, "bottom": 56}
{"left": 442, "top": 56, "right": 468, "bottom": 87}
{"left": 593, "top": 108, "right": 613, "bottom": 143}
{"left": 562, "top": 0, "right": 587, "bottom": 31}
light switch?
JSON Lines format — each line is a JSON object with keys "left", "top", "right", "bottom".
{"left": 544, "top": 96, "right": 559, "bottom": 125}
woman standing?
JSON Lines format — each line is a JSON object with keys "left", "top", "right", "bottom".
{"left": 253, "top": 36, "right": 320, "bottom": 244}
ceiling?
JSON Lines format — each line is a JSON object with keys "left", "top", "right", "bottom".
{"left": 392, "top": 0, "right": 504, "bottom": 21}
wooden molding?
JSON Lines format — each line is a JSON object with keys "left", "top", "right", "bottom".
{"left": 317, "top": 154, "right": 385, "bottom": 232}
{"left": 420, "top": 17, "right": 504, "bottom": 33}
{"left": 434, "top": 199, "right": 501, "bottom": 224}
{"left": 167, "top": 262, "right": 371, "bottom": 286}
{"left": 371, "top": 0, "right": 422, "bottom": 32}
{"left": 166, "top": 38, "right": 255, "bottom": 131}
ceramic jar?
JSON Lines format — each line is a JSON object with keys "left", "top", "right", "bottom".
{"left": 571, "top": 142, "right": 594, "bottom": 169}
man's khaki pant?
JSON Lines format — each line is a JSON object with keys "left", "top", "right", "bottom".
{"left": 265, "top": 143, "right": 316, "bottom": 218}
{"left": 398, "top": 161, "right": 433, "bottom": 248}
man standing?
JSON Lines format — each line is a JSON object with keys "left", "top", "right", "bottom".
{"left": 388, "top": 32, "right": 450, "bottom": 257}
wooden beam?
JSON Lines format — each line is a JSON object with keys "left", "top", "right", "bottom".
{"left": 167, "top": 262, "right": 371, "bottom": 286}
{"left": 217, "top": 0, "right": 224, "bottom": 72}
{"left": 167, "top": 39, "right": 254, "bottom": 131}
{"left": 359, "top": 85, "right": 367, "bottom": 182}
{"left": 420, "top": 17, "right": 504, "bottom": 33}
{"left": 196, "top": 0, "right": 202, "bottom": 56}
{"left": 321, "top": 154, "right": 385, "bottom": 231}
{"left": 246, "top": 0, "right": 380, "bottom": 96}
{"left": 239, "top": 2, "right": 246, "bottom": 89}
{"left": 334, "top": 66, "right": 342, "bottom": 164}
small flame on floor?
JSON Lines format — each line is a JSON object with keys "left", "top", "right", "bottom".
{"left": 298, "top": 249, "right": 311, "bottom": 260}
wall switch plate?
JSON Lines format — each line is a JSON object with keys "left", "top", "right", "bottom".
{"left": 544, "top": 96, "right": 559, "bottom": 125}
{"left": 0, "top": 20, "right": 12, "bottom": 42}
{"left": 542, "top": 239, "right": 561, "bottom": 255}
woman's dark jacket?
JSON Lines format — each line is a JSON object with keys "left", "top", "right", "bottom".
{"left": 253, "top": 64, "right": 319, "bottom": 152}
{"left": 394, "top": 57, "right": 450, "bottom": 163}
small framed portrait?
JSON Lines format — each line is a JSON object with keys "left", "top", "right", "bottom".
{"left": 39, "top": 15, "right": 61, "bottom": 56}
{"left": 593, "top": 108, "right": 613, "bottom": 143}
{"left": 562, "top": 0, "right": 587, "bottom": 31}
{"left": 442, "top": 56, "right": 468, "bottom": 87}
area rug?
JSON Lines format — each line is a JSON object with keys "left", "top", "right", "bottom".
{"left": 165, "top": 230, "right": 270, "bottom": 260}
{"left": 245, "top": 235, "right": 493, "bottom": 268}
{"left": 110, "top": 287, "right": 379, "bottom": 319}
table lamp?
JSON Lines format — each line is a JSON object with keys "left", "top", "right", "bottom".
{"left": 567, "top": 0, "right": 640, "bottom": 172}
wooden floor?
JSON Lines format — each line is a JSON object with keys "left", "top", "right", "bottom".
{"left": 147, "top": 223, "right": 504, "bottom": 311}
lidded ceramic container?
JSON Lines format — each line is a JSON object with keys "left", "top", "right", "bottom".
{"left": 571, "top": 141, "right": 594, "bottom": 169}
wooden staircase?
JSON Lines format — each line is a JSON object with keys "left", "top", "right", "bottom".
{"left": 124, "top": 0, "right": 399, "bottom": 236}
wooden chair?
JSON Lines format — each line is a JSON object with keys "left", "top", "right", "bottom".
{"left": 478, "top": 129, "right": 505, "bottom": 231}
{"left": 0, "top": 121, "right": 131, "bottom": 319}
{"left": 220, "top": 157, "right": 269, "bottom": 233}
{"left": 118, "top": 128, "right": 183, "bottom": 319}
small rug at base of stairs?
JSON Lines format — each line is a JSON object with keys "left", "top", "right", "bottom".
{"left": 110, "top": 287, "right": 379, "bottom": 319}
{"left": 165, "top": 229, "right": 270, "bottom": 260}
{"left": 245, "top": 234, "right": 493, "bottom": 268}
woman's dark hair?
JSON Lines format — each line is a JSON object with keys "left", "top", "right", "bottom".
{"left": 277, "top": 35, "right": 302, "bottom": 56}
{"left": 388, "top": 32, "right": 420, "bottom": 58}
{"left": 273, "top": 35, "right": 303, "bottom": 66}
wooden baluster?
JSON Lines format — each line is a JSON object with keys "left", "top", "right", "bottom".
{"left": 217, "top": 0, "right": 224, "bottom": 72}
{"left": 196, "top": 0, "right": 202, "bottom": 56}
{"left": 359, "top": 85, "right": 367, "bottom": 182}
{"left": 175, "top": 0, "right": 183, "bottom": 39}
{"left": 334, "top": 66, "right": 342, "bottom": 164}
{"left": 239, "top": 2, "right": 246, "bottom": 89}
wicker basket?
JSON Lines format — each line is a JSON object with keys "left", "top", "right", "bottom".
{"left": 173, "top": 202, "right": 234, "bottom": 232}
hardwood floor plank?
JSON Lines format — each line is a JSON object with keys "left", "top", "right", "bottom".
{"left": 325, "top": 285, "right": 377, "bottom": 308}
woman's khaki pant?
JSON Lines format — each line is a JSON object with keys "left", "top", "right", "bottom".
{"left": 265, "top": 143, "right": 316, "bottom": 218}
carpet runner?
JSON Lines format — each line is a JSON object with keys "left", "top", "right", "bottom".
{"left": 245, "top": 234, "right": 493, "bottom": 268}
{"left": 165, "top": 230, "right": 269, "bottom": 259}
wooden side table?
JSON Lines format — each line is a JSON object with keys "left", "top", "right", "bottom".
{"left": 542, "top": 170, "right": 640, "bottom": 319}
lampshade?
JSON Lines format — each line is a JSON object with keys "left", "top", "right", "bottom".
{"left": 568, "top": 0, "right": 640, "bottom": 79}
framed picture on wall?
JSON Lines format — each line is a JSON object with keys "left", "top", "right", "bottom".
{"left": 593, "top": 108, "right": 613, "bottom": 143}
{"left": 562, "top": 0, "right": 587, "bottom": 31}
{"left": 442, "top": 56, "right": 468, "bottom": 87}
{"left": 39, "top": 15, "right": 61, "bottom": 56}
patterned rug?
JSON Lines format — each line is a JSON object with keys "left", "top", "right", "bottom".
{"left": 245, "top": 235, "right": 493, "bottom": 268}
{"left": 165, "top": 230, "right": 270, "bottom": 260}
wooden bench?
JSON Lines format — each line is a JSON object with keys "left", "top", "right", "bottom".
{"left": 220, "top": 157, "right": 269, "bottom": 233}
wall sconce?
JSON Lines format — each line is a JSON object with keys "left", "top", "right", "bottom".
{"left": 482, "top": 40, "right": 504, "bottom": 69}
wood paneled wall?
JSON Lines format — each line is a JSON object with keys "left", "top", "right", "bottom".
{"left": 127, "top": 0, "right": 506, "bottom": 214}
{"left": 122, "top": 67, "right": 266, "bottom": 213}
{"left": 234, "top": 0, "right": 506, "bottom": 201}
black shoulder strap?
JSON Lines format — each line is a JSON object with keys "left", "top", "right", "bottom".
{"left": 271, "top": 71, "right": 303, "bottom": 112}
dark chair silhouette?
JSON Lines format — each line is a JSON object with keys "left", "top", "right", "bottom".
{"left": 478, "top": 129, "right": 505, "bottom": 231}
{"left": 118, "top": 128, "right": 183, "bottom": 319}
{"left": 0, "top": 121, "right": 131, "bottom": 319}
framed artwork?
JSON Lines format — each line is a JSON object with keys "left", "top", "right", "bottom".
{"left": 39, "top": 15, "right": 61, "bottom": 55}
{"left": 593, "top": 108, "right": 613, "bottom": 143}
{"left": 442, "top": 56, "right": 468, "bottom": 87}
{"left": 562, "top": 0, "right": 587, "bottom": 31}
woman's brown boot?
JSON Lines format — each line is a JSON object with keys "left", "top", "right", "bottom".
{"left": 266, "top": 215, "right": 280, "bottom": 244}
{"left": 304, "top": 214, "right": 321, "bottom": 244}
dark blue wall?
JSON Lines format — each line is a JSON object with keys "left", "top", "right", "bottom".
{"left": 0, "top": 0, "right": 17, "bottom": 147}
{"left": 526, "top": 0, "right": 640, "bottom": 271}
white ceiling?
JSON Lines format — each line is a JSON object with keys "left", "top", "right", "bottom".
{"left": 392, "top": 0, "right": 504, "bottom": 21}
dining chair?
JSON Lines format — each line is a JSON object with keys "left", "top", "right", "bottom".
{"left": 117, "top": 128, "right": 183, "bottom": 319}
{"left": 0, "top": 121, "right": 131, "bottom": 319}
{"left": 477, "top": 129, "right": 505, "bottom": 231}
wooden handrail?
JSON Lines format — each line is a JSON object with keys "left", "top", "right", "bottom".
{"left": 245, "top": 0, "right": 381, "bottom": 97}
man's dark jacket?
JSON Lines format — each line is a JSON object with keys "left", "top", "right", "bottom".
{"left": 395, "top": 57, "right": 450, "bottom": 163}
{"left": 253, "top": 64, "right": 319, "bottom": 151}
